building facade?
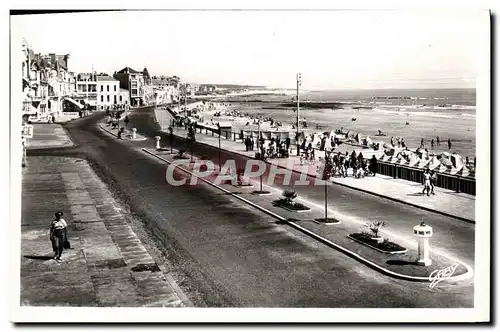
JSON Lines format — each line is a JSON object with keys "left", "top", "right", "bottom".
{"left": 113, "top": 67, "right": 146, "bottom": 107}
{"left": 21, "top": 39, "right": 77, "bottom": 120}
{"left": 96, "top": 75, "right": 130, "bottom": 111}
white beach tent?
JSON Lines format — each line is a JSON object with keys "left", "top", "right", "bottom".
{"left": 451, "top": 153, "right": 464, "bottom": 169}
{"left": 427, "top": 156, "right": 441, "bottom": 170}
{"left": 416, "top": 157, "right": 431, "bottom": 169}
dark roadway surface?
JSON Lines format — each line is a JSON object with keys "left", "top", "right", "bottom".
{"left": 28, "top": 110, "right": 474, "bottom": 307}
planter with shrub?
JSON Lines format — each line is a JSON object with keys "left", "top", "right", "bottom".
{"left": 273, "top": 190, "right": 311, "bottom": 212}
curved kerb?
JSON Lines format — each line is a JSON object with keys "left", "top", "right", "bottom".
{"left": 141, "top": 147, "right": 474, "bottom": 284}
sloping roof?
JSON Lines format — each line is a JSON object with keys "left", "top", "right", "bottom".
{"left": 96, "top": 75, "right": 118, "bottom": 81}
{"left": 116, "top": 67, "right": 141, "bottom": 74}
{"left": 143, "top": 67, "right": 151, "bottom": 79}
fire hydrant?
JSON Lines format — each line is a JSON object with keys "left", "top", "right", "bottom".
{"left": 155, "top": 136, "right": 161, "bottom": 149}
{"left": 413, "top": 222, "right": 433, "bottom": 266}
{"left": 132, "top": 128, "right": 137, "bottom": 139}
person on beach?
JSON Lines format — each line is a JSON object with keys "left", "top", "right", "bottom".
{"left": 448, "top": 139, "right": 452, "bottom": 150}
{"left": 390, "top": 136, "right": 395, "bottom": 147}
{"left": 50, "top": 211, "right": 68, "bottom": 261}
{"left": 420, "top": 138, "right": 424, "bottom": 148}
{"left": 431, "top": 139, "right": 435, "bottom": 149}
{"left": 436, "top": 136, "right": 440, "bottom": 145}
{"left": 401, "top": 138, "right": 406, "bottom": 149}
{"left": 397, "top": 137, "right": 401, "bottom": 148}
{"left": 465, "top": 156, "right": 469, "bottom": 167}
{"left": 422, "top": 169, "right": 431, "bottom": 196}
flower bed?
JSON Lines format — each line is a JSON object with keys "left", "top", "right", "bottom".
{"left": 348, "top": 232, "right": 407, "bottom": 254}
{"left": 273, "top": 198, "right": 311, "bottom": 212}
{"left": 314, "top": 218, "right": 341, "bottom": 225}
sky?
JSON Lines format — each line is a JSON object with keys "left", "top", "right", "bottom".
{"left": 11, "top": 10, "right": 488, "bottom": 90}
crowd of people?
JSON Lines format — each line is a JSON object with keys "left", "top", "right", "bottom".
{"left": 321, "top": 151, "right": 378, "bottom": 179}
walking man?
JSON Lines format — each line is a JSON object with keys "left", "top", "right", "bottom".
{"left": 422, "top": 169, "right": 431, "bottom": 196}
{"left": 50, "top": 211, "right": 68, "bottom": 261}
{"left": 436, "top": 136, "right": 440, "bottom": 146}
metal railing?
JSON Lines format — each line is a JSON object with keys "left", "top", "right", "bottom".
{"left": 173, "top": 117, "right": 477, "bottom": 196}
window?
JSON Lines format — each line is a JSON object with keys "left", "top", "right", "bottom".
{"left": 107, "top": 85, "right": 110, "bottom": 92}
{"left": 101, "top": 95, "right": 103, "bottom": 102}
{"left": 107, "top": 95, "right": 110, "bottom": 102}
{"left": 114, "top": 95, "right": 117, "bottom": 104}
{"left": 101, "top": 85, "right": 103, "bottom": 92}
{"left": 120, "top": 95, "right": 122, "bottom": 102}
{"left": 114, "top": 85, "right": 117, "bottom": 92}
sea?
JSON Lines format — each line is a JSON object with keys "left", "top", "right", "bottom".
{"left": 218, "top": 88, "right": 476, "bottom": 158}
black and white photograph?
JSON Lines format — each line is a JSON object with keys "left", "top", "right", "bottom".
{"left": 7, "top": 5, "right": 491, "bottom": 323}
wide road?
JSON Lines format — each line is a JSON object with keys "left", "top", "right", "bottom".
{"left": 34, "top": 111, "right": 473, "bottom": 307}
{"left": 131, "top": 107, "right": 475, "bottom": 268}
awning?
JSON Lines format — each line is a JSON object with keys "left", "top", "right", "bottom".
{"left": 63, "top": 97, "right": 84, "bottom": 109}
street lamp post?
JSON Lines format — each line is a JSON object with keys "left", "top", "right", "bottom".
{"left": 256, "top": 113, "right": 261, "bottom": 150}
{"left": 296, "top": 73, "right": 302, "bottom": 156}
{"left": 169, "top": 119, "right": 174, "bottom": 154}
{"left": 217, "top": 122, "right": 222, "bottom": 171}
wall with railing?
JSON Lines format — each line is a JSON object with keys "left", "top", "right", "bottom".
{"left": 174, "top": 118, "right": 477, "bottom": 196}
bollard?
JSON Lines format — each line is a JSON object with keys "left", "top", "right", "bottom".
{"left": 413, "top": 222, "right": 433, "bottom": 266}
{"left": 132, "top": 128, "right": 137, "bottom": 139}
{"left": 155, "top": 136, "right": 161, "bottom": 149}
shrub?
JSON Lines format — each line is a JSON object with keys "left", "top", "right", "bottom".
{"left": 365, "top": 221, "right": 386, "bottom": 238}
{"left": 282, "top": 190, "right": 297, "bottom": 205}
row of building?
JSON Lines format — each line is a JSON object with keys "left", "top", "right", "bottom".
{"left": 20, "top": 39, "right": 198, "bottom": 121}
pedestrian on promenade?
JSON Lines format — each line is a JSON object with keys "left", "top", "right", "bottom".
{"left": 436, "top": 136, "right": 440, "bottom": 145}
{"left": 430, "top": 170, "right": 437, "bottom": 195}
{"left": 124, "top": 115, "right": 130, "bottom": 128}
{"left": 369, "top": 155, "right": 378, "bottom": 176}
{"left": 465, "top": 156, "right": 469, "bottom": 167}
{"left": 448, "top": 139, "right": 452, "bottom": 150}
{"left": 117, "top": 127, "right": 124, "bottom": 140}
{"left": 50, "top": 211, "right": 68, "bottom": 261}
{"left": 422, "top": 169, "right": 431, "bottom": 196}
{"left": 390, "top": 136, "right": 394, "bottom": 147}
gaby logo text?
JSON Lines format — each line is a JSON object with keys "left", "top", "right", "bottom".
{"left": 428, "top": 264, "right": 459, "bottom": 289}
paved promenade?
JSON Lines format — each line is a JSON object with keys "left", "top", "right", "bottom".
{"left": 21, "top": 125, "right": 189, "bottom": 307}
{"left": 154, "top": 108, "right": 475, "bottom": 222}
{"left": 26, "top": 124, "right": 74, "bottom": 150}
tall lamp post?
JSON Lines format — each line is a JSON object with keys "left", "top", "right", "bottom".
{"left": 256, "top": 113, "right": 261, "bottom": 150}
{"left": 217, "top": 122, "right": 222, "bottom": 171}
{"left": 314, "top": 149, "right": 336, "bottom": 223}
{"left": 296, "top": 72, "right": 302, "bottom": 156}
{"left": 168, "top": 119, "right": 174, "bottom": 154}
